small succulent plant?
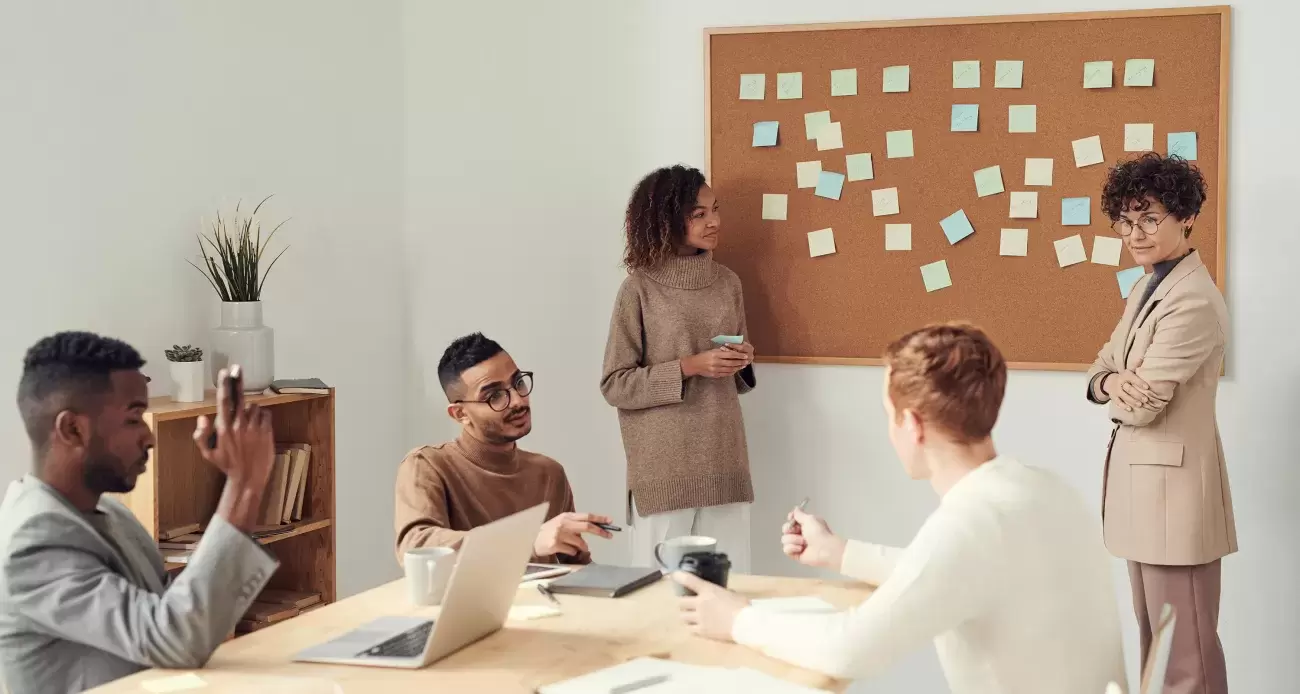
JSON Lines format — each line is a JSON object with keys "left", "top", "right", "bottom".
{"left": 165, "top": 344, "right": 204, "bottom": 362}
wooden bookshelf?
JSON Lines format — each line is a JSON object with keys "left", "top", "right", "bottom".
{"left": 113, "top": 389, "right": 337, "bottom": 617}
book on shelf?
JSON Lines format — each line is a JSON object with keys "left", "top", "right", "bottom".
{"left": 157, "top": 534, "right": 203, "bottom": 551}
{"left": 163, "top": 551, "right": 192, "bottom": 565}
{"left": 265, "top": 378, "right": 330, "bottom": 395}
{"left": 258, "top": 443, "right": 311, "bottom": 526}
{"left": 257, "top": 588, "right": 321, "bottom": 609}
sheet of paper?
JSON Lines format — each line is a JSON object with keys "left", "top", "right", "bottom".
{"left": 950, "top": 104, "right": 978, "bottom": 132}
{"left": 921, "top": 260, "right": 952, "bottom": 292}
{"left": 1116, "top": 266, "right": 1147, "bottom": 299}
{"left": 762, "top": 193, "right": 788, "bottom": 220}
{"left": 1124, "top": 123, "right": 1154, "bottom": 152}
{"left": 777, "top": 72, "right": 803, "bottom": 100}
{"left": 1008, "top": 105, "right": 1036, "bottom": 133}
{"left": 508, "top": 604, "right": 562, "bottom": 621}
{"left": 739, "top": 73, "right": 766, "bottom": 100}
{"left": 885, "top": 223, "right": 912, "bottom": 251}
{"left": 952, "top": 60, "right": 980, "bottom": 88}
{"left": 816, "top": 121, "right": 843, "bottom": 151}
{"left": 750, "top": 596, "right": 837, "bottom": 613}
{"left": 536, "top": 656, "right": 711, "bottom": 694}
{"left": 994, "top": 60, "right": 1023, "bottom": 88}
{"left": 143, "top": 673, "right": 207, "bottom": 693}
{"left": 1000, "top": 228, "right": 1029, "bottom": 257}
{"left": 846, "top": 152, "right": 874, "bottom": 181}
{"left": 807, "top": 228, "right": 836, "bottom": 257}
{"left": 882, "top": 65, "right": 910, "bottom": 93}
{"left": 815, "top": 171, "right": 845, "bottom": 200}
{"left": 804, "top": 110, "right": 831, "bottom": 140}
{"left": 752, "top": 121, "right": 779, "bottom": 147}
{"left": 1062, "top": 197, "right": 1092, "bottom": 226}
{"left": 1124, "top": 59, "right": 1155, "bottom": 87}
{"left": 886, "top": 129, "right": 913, "bottom": 158}
{"left": 830, "top": 68, "right": 857, "bottom": 96}
{"left": 940, "top": 209, "right": 975, "bottom": 244}
{"left": 1091, "top": 235, "right": 1123, "bottom": 266}
{"left": 1083, "top": 61, "right": 1113, "bottom": 88}
{"left": 1072, "top": 135, "right": 1104, "bottom": 167}
{"left": 796, "top": 160, "right": 821, "bottom": 188}
{"left": 1025, "top": 157, "right": 1053, "bottom": 186}
{"left": 1009, "top": 191, "right": 1038, "bottom": 219}
{"left": 1168, "top": 131, "right": 1198, "bottom": 160}
{"left": 871, "top": 186, "right": 900, "bottom": 216}
{"left": 974, "top": 165, "right": 1004, "bottom": 197}
{"left": 1054, "top": 234, "right": 1087, "bottom": 267}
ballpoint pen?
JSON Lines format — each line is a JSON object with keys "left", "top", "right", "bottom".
{"left": 536, "top": 582, "right": 561, "bottom": 606}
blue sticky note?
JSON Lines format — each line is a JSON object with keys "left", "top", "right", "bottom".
{"left": 951, "top": 104, "right": 979, "bottom": 132}
{"left": 1116, "top": 267, "right": 1147, "bottom": 299}
{"left": 1168, "top": 131, "right": 1197, "bottom": 160}
{"left": 1062, "top": 197, "right": 1091, "bottom": 226}
{"left": 940, "top": 209, "right": 975, "bottom": 245}
{"left": 815, "top": 171, "right": 846, "bottom": 200}
{"left": 752, "top": 121, "right": 779, "bottom": 147}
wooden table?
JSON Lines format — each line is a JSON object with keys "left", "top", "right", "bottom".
{"left": 89, "top": 574, "right": 872, "bottom": 693}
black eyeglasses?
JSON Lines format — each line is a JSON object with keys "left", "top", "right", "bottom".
{"left": 1112, "top": 211, "right": 1173, "bottom": 237}
{"left": 455, "top": 372, "right": 534, "bottom": 412}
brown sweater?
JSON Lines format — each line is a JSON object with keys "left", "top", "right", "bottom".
{"left": 393, "top": 435, "right": 589, "bottom": 564}
{"left": 600, "top": 251, "right": 755, "bottom": 518}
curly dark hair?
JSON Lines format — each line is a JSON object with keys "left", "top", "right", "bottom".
{"left": 1101, "top": 152, "right": 1207, "bottom": 234}
{"left": 437, "top": 332, "right": 504, "bottom": 400}
{"left": 623, "top": 165, "right": 708, "bottom": 271}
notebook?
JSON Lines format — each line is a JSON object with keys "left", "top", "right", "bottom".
{"left": 267, "top": 378, "right": 330, "bottom": 394}
{"left": 544, "top": 565, "right": 661, "bottom": 598}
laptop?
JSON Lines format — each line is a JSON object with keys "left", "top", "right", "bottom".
{"left": 292, "top": 502, "right": 546, "bottom": 668}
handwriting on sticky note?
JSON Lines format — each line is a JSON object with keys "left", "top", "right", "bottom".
{"left": 762, "top": 194, "right": 788, "bottom": 221}
{"left": 973, "top": 165, "right": 1004, "bottom": 198}
{"left": 1072, "top": 135, "right": 1104, "bottom": 167}
{"left": 739, "top": 73, "right": 765, "bottom": 100}
{"left": 796, "top": 161, "right": 821, "bottom": 189}
{"left": 1008, "top": 105, "right": 1036, "bottom": 133}
{"left": 871, "top": 187, "right": 900, "bottom": 216}
{"left": 921, "top": 260, "right": 952, "bottom": 292}
{"left": 752, "top": 121, "right": 779, "bottom": 147}
{"left": 142, "top": 673, "right": 207, "bottom": 693}
{"left": 994, "top": 60, "right": 1023, "bottom": 88}
{"left": 1009, "top": 191, "right": 1038, "bottom": 219}
{"left": 846, "top": 153, "right": 874, "bottom": 182}
{"left": 816, "top": 121, "right": 843, "bottom": 151}
{"left": 807, "top": 228, "right": 836, "bottom": 258}
{"left": 777, "top": 72, "right": 803, "bottom": 100}
{"left": 883, "top": 65, "right": 910, "bottom": 93}
{"left": 886, "top": 129, "right": 913, "bottom": 158}
{"left": 885, "top": 223, "right": 911, "bottom": 251}
{"left": 1117, "top": 266, "right": 1146, "bottom": 299}
{"left": 1054, "top": 234, "right": 1087, "bottom": 267}
{"left": 1083, "top": 61, "right": 1113, "bottom": 89}
{"left": 940, "top": 209, "right": 975, "bottom": 245}
{"left": 1124, "top": 59, "right": 1155, "bottom": 87}
{"left": 1168, "top": 132, "right": 1197, "bottom": 160}
{"left": 952, "top": 60, "right": 980, "bottom": 88}
{"left": 1000, "top": 228, "right": 1029, "bottom": 257}
{"left": 1025, "top": 158, "right": 1053, "bottom": 186}
{"left": 830, "top": 68, "right": 857, "bottom": 96}
{"left": 804, "top": 110, "right": 831, "bottom": 140}
{"left": 1062, "top": 197, "right": 1091, "bottom": 226}
{"left": 815, "top": 171, "right": 845, "bottom": 200}
{"left": 951, "top": 104, "right": 978, "bottom": 132}
{"left": 1124, "top": 123, "right": 1154, "bottom": 152}
{"left": 1091, "top": 236, "right": 1123, "bottom": 266}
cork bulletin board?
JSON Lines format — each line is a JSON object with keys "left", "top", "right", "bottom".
{"left": 705, "top": 7, "right": 1229, "bottom": 370}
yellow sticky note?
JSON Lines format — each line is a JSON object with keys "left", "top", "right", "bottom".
{"left": 1009, "top": 191, "right": 1038, "bottom": 219}
{"left": 994, "top": 60, "right": 1023, "bottom": 88}
{"left": 796, "top": 161, "right": 822, "bottom": 189}
{"left": 1025, "top": 158, "right": 1053, "bottom": 186}
{"left": 830, "top": 68, "right": 858, "bottom": 96}
{"left": 871, "top": 187, "right": 900, "bottom": 216}
{"left": 846, "top": 153, "right": 874, "bottom": 182}
{"left": 921, "top": 260, "right": 952, "bottom": 292}
{"left": 974, "top": 165, "right": 1004, "bottom": 197}
{"left": 777, "top": 72, "right": 803, "bottom": 100}
{"left": 885, "top": 224, "right": 911, "bottom": 251}
{"left": 762, "top": 194, "right": 788, "bottom": 221}
{"left": 886, "top": 129, "right": 914, "bottom": 158}
{"left": 1054, "top": 234, "right": 1087, "bottom": 267}
{"left": 1125, "top": 123, "right": 1154, "bottom": 152}
{"left": 1124, "top": 59, "right": 1155, "bottom": 87}
{"left": 1000, "top": 228, "right": 1029, "bottom": 257}
{"left": 1083, "top": 61, "right": 1113, "bottom": 89}
{"left": 740, "top": 73, "right": 766, "bottom": 100}
{"left": 816, "top": 122, "right": 844, "bottom": 151}
{"left": 1072, "top": 135, "right": 1104, "bottom": 167}
{"left": 952, "top": 60, "right": 980, "bottom": 88}
{"left": 143, "top": 673, "right": 207, "bottom": 693}
{"left": 1008, "top": 105, "right": 1036, "bottom": 133}
{"left": 1092, "top": 235, "right": 1123, "bottom": 266}
{"left": 808, "top": 228, "right": 836, "bottom": 258}
{"left": 804, "top": 110, "right": 831, "bottom": 140}
{"left": 882, "top": 65, "right": 910, "bottom": 93}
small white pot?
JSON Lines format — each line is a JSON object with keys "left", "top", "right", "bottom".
{"left": 170, "top": 360, "right": 207, "bottom": 403}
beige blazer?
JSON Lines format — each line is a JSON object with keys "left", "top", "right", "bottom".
{"left": 1086, "top": 250, "right": 1236, "bottom": 566}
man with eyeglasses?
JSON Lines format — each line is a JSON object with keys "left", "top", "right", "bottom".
{"left": 393, "top": 332, "right": 612, "bottom": 564}
{"left": 1086, "top": 152, "right": 1233, "bottom": 694}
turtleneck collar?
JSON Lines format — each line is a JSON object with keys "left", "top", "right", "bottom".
{"left": 640, "top": 250, "right": 719, "bottom": 290}
{"left": 453, "top": 433, "right": 520, "bottom": 474}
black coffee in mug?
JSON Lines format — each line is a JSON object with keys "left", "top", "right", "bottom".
{"left": 677, "top": 551, "right": 731, "bottom": 596}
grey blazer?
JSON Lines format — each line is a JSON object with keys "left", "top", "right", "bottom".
{"left": 0, "top": 476, "right": 278, "bottom": 694}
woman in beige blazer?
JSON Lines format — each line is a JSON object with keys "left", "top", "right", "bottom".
{"left": 1086, "top": 153, "right": 1235, "bottom": 694}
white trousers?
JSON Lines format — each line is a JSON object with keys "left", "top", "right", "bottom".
{"left": 629, "top": 498, "right": 751, "bottom": 574}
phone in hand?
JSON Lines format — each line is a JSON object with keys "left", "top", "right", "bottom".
{"left": 208, "top": 366, "right": 243, "bottom": 449}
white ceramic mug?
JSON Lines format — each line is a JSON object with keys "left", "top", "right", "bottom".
{"left": 404, "top": 547, "right": 456, "bottom": 606}
{"left": 653, "top": 535, "right": 718, "bottom": 572}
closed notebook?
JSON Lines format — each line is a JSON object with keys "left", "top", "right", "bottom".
{"left": 544, "top": 565, "right": 662, "bottom": 598}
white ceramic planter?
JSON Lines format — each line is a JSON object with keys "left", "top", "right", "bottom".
{"left": 210, "top": 301, "right": 275, "bottom": 392}
{"left": 169, "top": 360, "right": 207, "bottom": 403}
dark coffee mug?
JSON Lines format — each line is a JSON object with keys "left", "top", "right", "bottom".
{"left": 676, "top": 551, "right": 731, "bottom": 596}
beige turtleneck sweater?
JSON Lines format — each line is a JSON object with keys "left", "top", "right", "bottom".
{"left": 393, "top": 435, "right": 589, "bottom": 564}
{"left": 600, "top": 251, "right": 756, "bottom": 518}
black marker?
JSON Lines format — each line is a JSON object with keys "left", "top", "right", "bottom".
{"left": 594, "top": 522, "right": 622, "bottom": 532}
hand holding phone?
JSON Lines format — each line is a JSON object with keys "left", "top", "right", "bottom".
{"left": 193, "top": 366, "right": 275, "bottom": 485}
{"left": 207, "top": 365, "right": 243, "bottom": 449}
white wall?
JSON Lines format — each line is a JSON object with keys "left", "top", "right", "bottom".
{"left": 406, "top": 1, "right": 1299, "bottom": 692}
{"left": 0, "top": 0, "right": 407, "bottom": 597}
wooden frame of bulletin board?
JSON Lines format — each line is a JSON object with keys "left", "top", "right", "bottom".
{"left": 704, "top": 6, "right": 1229, "bottom": 370}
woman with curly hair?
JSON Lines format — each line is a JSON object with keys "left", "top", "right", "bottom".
{"left": 600, "top": 164, "right": 756, "bottom": 572}
{"left": 1085, "top": 152, "right": 1233, "bottom": 694}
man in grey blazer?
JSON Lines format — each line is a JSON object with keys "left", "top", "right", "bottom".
{"left": 0, "top": 332, "right": 281, "bottom": 693}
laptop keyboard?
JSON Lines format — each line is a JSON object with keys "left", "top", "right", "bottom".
{"left": 360, "top": 621, "right": 434, "bottom": 658}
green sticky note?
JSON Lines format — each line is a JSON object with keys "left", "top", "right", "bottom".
{"left": 886, "top": 129, "right": 914, "bottom": 158}
{"left": 973, "top": 165, "right": 1004, "bottom": 197}
{"left": 777, "top": 72, "right": 803, "bottom": 100}
{"left": 1168, "top": 132, "right": 1198, "bottom": 160}
{"left": 830, "top": 68, "right": 858, "bottom": 96}
{"left": 940, "top": 209, "right": 976, "bottom": 245}
{"left": 740, "top": 73, "right": 766, "bottom": 100}
{"left": 804, "top": 110, "right": 831, "bottom": 140}
{"left": 1008, "top": 105, "right": 1036, "bottom": 133}
{"left": 1124, "top": 59, "right": 1155, "bottom": 87}
{"left": 846, "top": 153, "right": 874, "bottom": 182}
{"left": 951, "top": 104, "right": 978, "bottom": 132}
{"left": 1083, "top": 61, "right": 1113, "bottom": 89}
{"left": 921, "top": 260, "right": 952, "bottom": 292}
{"left": 711, "top": 335, "right": 743, "bottom": 345}
{"left": 952, "top": 60, "right": 980, "bottom": 88}
{"left": 994, "top": 60, "right": 1023, "bottom": 88}
{"left": 883, "top": 65, "right": 910, "bottom": 93}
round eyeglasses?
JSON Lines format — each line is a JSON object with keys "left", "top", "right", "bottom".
{"left": 455, "top": 372, "right": 534, "bottom": 412}
{"left": 1112, "top": 211, "right": 1172, "bottom": 237}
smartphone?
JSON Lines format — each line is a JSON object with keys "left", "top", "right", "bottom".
{"left": 522, "top": 563, "right": 573, "bottom": 582}
{"left": 208, "top": 367, "right": 243, "bottom": 449}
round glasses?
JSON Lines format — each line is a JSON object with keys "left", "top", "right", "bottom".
{"left": 457, "top": 372, "right": 534, "bottom": 412}
{"left": 1112, "top": 211, "right": 1172, "bottom": 237}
